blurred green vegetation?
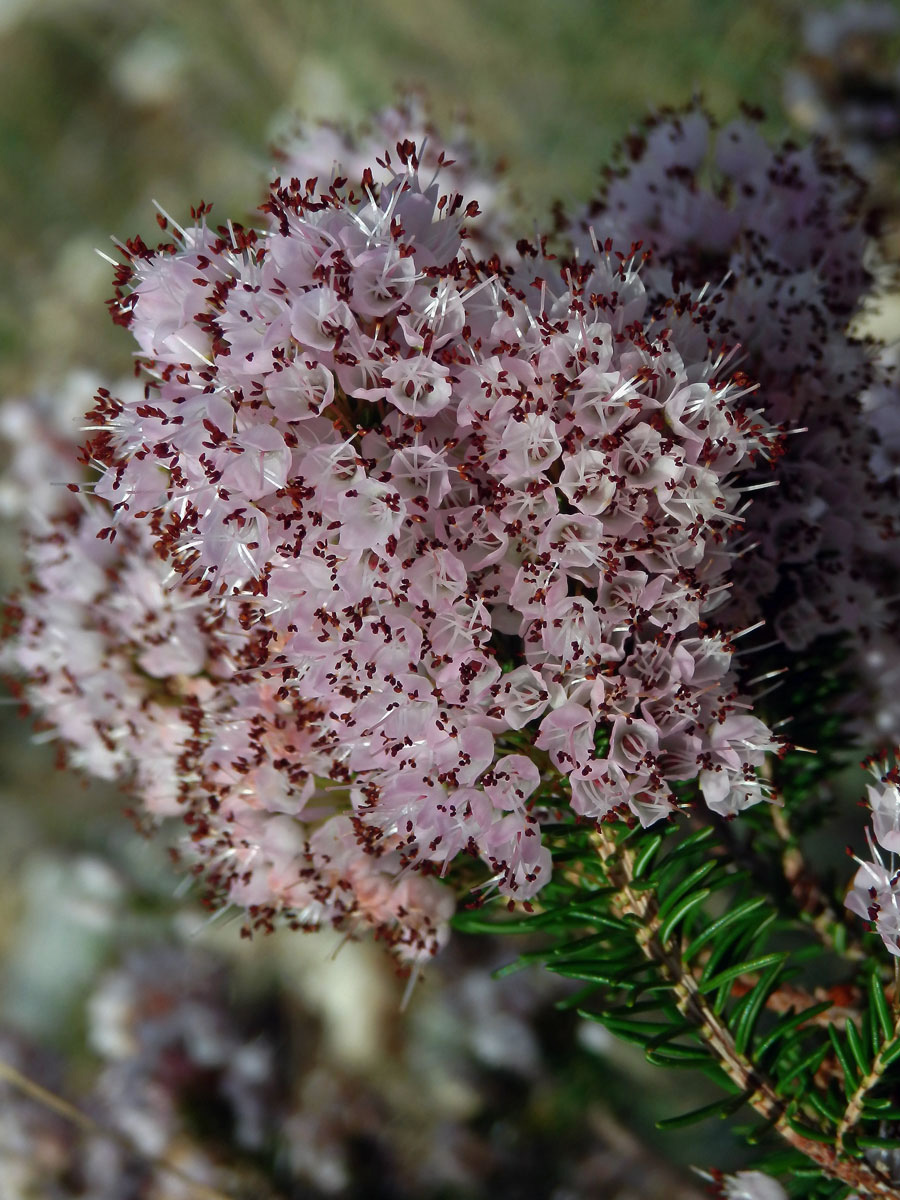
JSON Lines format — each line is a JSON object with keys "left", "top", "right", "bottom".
{"left": 0, "top": 0, "right": 804, "bottom": 394}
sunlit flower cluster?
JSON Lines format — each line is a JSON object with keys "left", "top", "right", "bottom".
{"left": 9, "top": 126, "right": 782, "bottom": 958}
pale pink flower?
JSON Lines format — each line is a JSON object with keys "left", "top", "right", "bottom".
{"left": 865, "top": 755, "right": 900, "bottom": 854}
{"left": 846, "top": 831, "right": 900, "bottom": 956}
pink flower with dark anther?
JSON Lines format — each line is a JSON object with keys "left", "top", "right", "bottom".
{"left": 865, "top": 753, "right": 900, "bottom": 854}
{"left": 275, "top": 98, "right": 508, "bottom": 249}
{"left": 846, "top": 832, "right": 900, "bottom": 957}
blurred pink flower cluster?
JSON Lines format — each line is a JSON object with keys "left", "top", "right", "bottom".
{"left": 846, "top": 754, "right": 900, "bottom": 956}
{"left": 564, "top": 107, "right": 897, "bottom": 658}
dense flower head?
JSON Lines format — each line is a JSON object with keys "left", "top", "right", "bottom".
{"left": 10, "top": 132, "right": 782, "bottom": 958}
{"left": 560, "top": 106, "right": 900, "bottom": 682}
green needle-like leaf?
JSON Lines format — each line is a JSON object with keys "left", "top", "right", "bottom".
{"left": 784, "top": 1117, "right": 836, "bottom": 1144}
{"left": 842, "top": 1019, "right": 870, "bottom": 1077}
{"left": 685, "top": 897, "right": 768, "bottom": 963}
{"left": 755, "top": 1002, "right": 833, "bottom": 1062}
{"left": 645, "top": 1044, "right": 713, "bottom": 1067}
{"left": 656, "top": 862, "right": 719, "bottom": 921}
{"left": 806, "top": 1088, "right": 844, "bottom": 1127}
{"left": 631, "top": 833, "right": 665, "bottom": 879}
{"left": 856, "top": 1134, "right": 900, "bottom": 1149}
{"left": 774, "top": 1043, "right": 830, "bottom": 1093}
{"left": 701, "top": 952, "right": 789, "bottom": 995}
{"left": 658, "top": 888, "right": 711, "bottom": 945}
{"left": 656, "top": 1087, "right": 754, "bottom": 1129}
{"left": 827, "top": 1027, "right": 859, "bottom": 1090}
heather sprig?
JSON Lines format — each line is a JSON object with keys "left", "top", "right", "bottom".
{"left": 6, "top": 97, "right": 900, "bottom": 1198}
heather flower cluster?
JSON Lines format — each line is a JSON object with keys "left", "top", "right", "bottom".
{"left": 9, "top": 126, "right": 781, "bottom": 959}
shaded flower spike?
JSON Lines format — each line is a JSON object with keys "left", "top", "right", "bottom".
{"left": 560, "top": 103, "right": 900, "bottom": 741}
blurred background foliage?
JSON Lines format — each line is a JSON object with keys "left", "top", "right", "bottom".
{"left": 0, "top": 0, "right": 799, "bottom": 397}
{"left": 0, "top": 1, "right": 891, "bottom": 1197}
